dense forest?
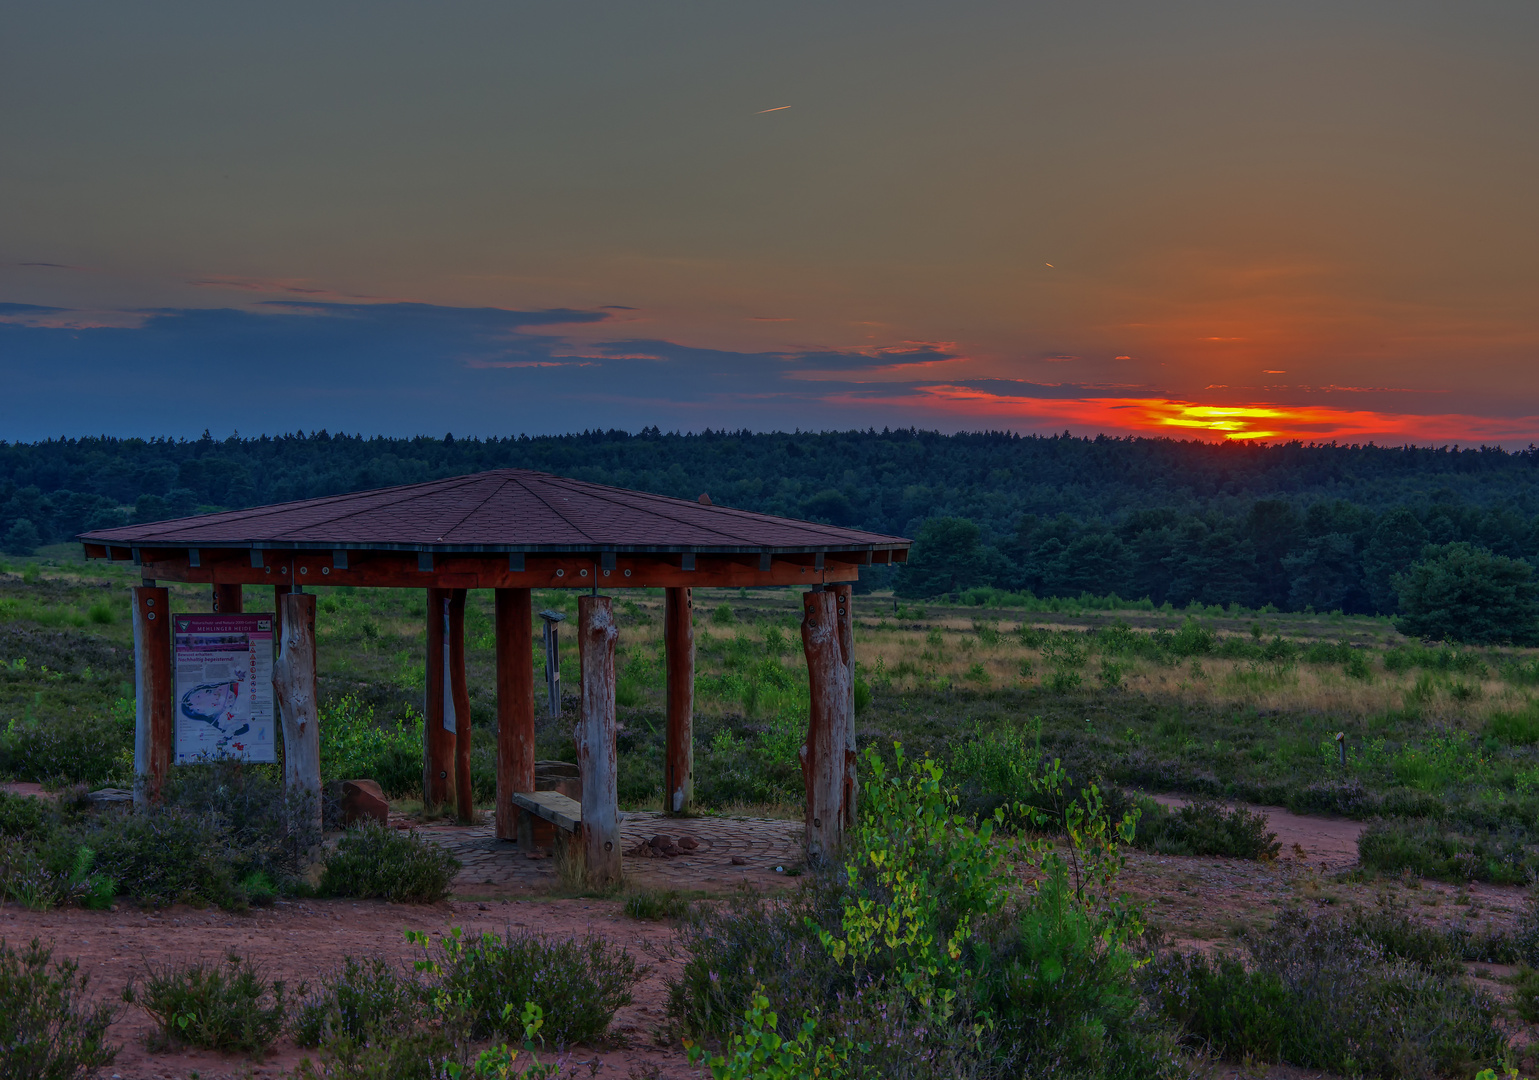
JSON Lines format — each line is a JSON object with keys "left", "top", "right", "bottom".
{"left": 3, "top": 428, "right": 1539, "bottom": 616}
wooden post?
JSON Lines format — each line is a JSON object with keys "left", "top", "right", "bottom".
{"left": 212, "top": 584, "right": 243, "bottom": 614}
{"left": 423, "top": 588, "right": 453, "bottom": 812}
{"left": 495, "top": 588, "right": 536, "bottom": 842}
{"left": 577, "top": 595, "right": 621, "bottom": 887}
{"left": 448, "top": 588, "right": 473, "bottom": 823}
{"left": 131, "top": 586, "right": 173, "bottom": 807}
{"left": 274, "top": 591, "right": 323, "bottom": 835}
{"left": 273, "top": 583, "right": 292, "bottom": 639}
{"left": 663, "top": 586, "right": 694, "bottom": 815}
{"left": 800, "top": 585, "right": 856, "bottom": 863}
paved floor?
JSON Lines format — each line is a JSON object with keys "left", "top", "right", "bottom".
{"left": 416, "top": 811, "right": 806, "bottom": 896}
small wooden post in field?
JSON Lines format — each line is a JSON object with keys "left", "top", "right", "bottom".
{"left": 800, "top": 585, "right": 856, "bottom": 862}
{"left": 663, "top": 586, "right": 695, "bottom": 815}
{"left": 422, "top": 588, "right": 453, "bottom": 812}
{"left": 131, "top": 585, "right": 173, "bottom": 807}
{"left": 495, "top": 587, "right": 536, "bottom": 843}
{"left": 448, "top": 588, "right": 473, "bottom": 823}
{"left": 274, "top": 591, "right": 322, "bottom": 834}
{"left": 212, "top": 584, "right": 243, "bottom": 614}
{"left": 577, "top": 595, "right": 621, "bottom": 887}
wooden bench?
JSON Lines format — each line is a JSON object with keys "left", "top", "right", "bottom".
{"left": 510, "top": 790, "right": 583, "bottom": 835}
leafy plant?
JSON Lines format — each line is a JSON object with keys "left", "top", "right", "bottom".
{"left": 130, "top": 954, "right": 286, "bottom": 1056}
{"left": 0, "top": 937, "right": 119, "bottom": 1080}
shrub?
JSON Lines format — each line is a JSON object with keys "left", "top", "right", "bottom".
{"left": 1133, "top": 799, "right": 1281, "bottom": 860}
{"left": 131, "top": 955, "right": 287, "bottom": 1055}
{"left": 0, "top": 938, "right": 119, "bottom": 1080}
{"left": 0, "top": 709, "right": 133, "bottom": 788}
{"left": 319, "top": 696, "right": 425, "bottom": 798}
{"left": 1486, "top": 702, "right": 1539, "bottom": 745}
{"left": 712, "top": 603, "right": 735, "bottom": 626}
{"left": 416, "top": 926, "right": 639, "bottom": 1045}
{"left": 1358, "top": 818, "right": 1535, "bottom": 885}
{"left": 1149, "top": 907, "right": 1505, "bottom": 1077}
{"left": 1395, "top": 543, "right": 1539, "bottom": 645}
{"left": 320, "top": 822, "right": 460, "bottom": 903}
{"left": 293, "top": 955, "right": 419, "bottom": 1048}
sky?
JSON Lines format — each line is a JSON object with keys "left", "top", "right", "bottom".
{"left": 4, "top": 2, "right": 1539, "bottom": 444}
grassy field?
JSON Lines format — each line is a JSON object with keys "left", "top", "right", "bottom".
{"left": 6, "top": 542, "right": 1539, "bottom": 879}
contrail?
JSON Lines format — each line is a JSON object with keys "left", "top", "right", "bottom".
{"left": 756, "top": 105, "right": 792, "bottom": 113}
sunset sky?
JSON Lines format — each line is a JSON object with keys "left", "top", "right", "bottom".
{"left": 4, "top": 2, "right": 1538, "bottom": 444}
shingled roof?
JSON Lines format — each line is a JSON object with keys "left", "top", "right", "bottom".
{"left": 78, "top": 469, "right": 909, "bottom": 556}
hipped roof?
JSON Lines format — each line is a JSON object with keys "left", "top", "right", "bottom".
{"left": 79, "top": 469, "right": 909, "bottom": 555}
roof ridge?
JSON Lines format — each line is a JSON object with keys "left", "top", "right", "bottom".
{"left": 533, "top": 474, "right": 771, "bottom": 545}
{"left": 262, "top": 472, "right": 490, "bottom": 540}
{"left": 514, "top": 473, "right": 600, "bottom": 545}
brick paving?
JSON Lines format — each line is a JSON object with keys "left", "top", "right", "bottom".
{"left": 416, "top": 811, "right": 805, "bottom": 896}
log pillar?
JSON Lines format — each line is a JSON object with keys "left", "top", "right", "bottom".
{"left": 212, "top": 584, "right": 243, "bottom": 614}
{"left": 800, "top": 585, "right": 856, "bottom": 863}
{"left": 663, "top": 586, "right": 694, "bottom": 815}
{"left": 448, "top": 589, "right": 473, "bottom": 823}
{"left": 273, "top": 583, "right": 292, "bottom": 639}
{"left": 274, "top": 591, "right": 323, "bottom": 835}
{"left": 423, "top": 588, "right": 454, "bottom": 812}
{"left": 576, "top": 595, "right": 621, "bottom": 887}
{"left": 131, "top": 586, "right": 173, "bottom": 807}
{"left": 495, "top": 588, "right": 536, "bottom": 843}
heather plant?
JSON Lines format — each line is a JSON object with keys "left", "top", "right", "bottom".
{"left": 0, "top": 937, "right": 119, "bottom": 1080}
{"left": 129, "top": 954, "right": 288, "bottom": 1056}
{"left": 320, "top": 821, "right": 460, "bottom": 903}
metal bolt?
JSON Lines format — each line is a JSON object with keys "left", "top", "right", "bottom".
{"left": 604, "top": 841, "right": 613, "bottom": 852}
{"left": 813, "top": 817, "right": 821, "bottom": 828}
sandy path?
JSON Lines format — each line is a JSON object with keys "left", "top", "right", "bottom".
{"left": 1, "top": 896, "right": 696, "bottom": 1080}
{"left": 1148, "top": 792, "right": 1368, "bottom": 870}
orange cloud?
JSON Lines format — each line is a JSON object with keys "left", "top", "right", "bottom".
{"left": 843, "top": 384, "right": 1539, "bottom": 444}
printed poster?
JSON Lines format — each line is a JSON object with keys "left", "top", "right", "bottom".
{"left": 173, "top": 614, "right": 276, "bottom": 763}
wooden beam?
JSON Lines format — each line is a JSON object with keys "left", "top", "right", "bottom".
{"left": 423, "top": 588, "right": 453, "bottom": 812}
{"left": 495, "top": 587, "right": 536, "bottom": 843}
{"left": 509, "top": 790, "right": 582, "bottom": 833}
{"left": 800, "top": 585, "right": 857, "bottom": 863}
{"left": 134, "top": 548, "right": 872, "bottom": 589}
{"left": 663, "top": 586, "right": 694, "bottom": 815}
{"left": 448, "top": 588, "right": 473, "bottom": 823}
{"left": 131, "top": 586, "right": 173, "bottom": 807}
{"left": 212, "top": 583, "right": 243, "bottom": 614}
{"left": 274, "top": 592, "right": 323, "bottom": 836}
{"left": 576, "top": 595, "right": 621, "bottom": 888}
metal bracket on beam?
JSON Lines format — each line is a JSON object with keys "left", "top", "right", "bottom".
{"left": 250, "top": 549, "right": 265, "bottom": 569}
{"left": 759, "top": 551, "right": 773, "bottom": 572}
{"left": 814, "top": 552, "right": 825, "bottom": 571}
{"left": 681, "top": 553, "right": 695, "bottom": 571}
{"left": 418, "top": 552, "right": 434, "bottom": 572}
{"left": 131, "top": 547, "right": 141, "bottom": 566}
{"left": 188, "top": 549, "right": 201, "bottom": 568}
{"left": 509, "top": 552, "right": 525, "bottom": 572}
{"left": 600, "top": 550, "right": 617, "bottom": 572}
{"left": 332, "top": 549, "right": 349, "bottom": 571}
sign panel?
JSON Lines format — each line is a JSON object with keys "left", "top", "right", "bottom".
{"left": 172, "top": 614, "right": 276, "bottom": 763}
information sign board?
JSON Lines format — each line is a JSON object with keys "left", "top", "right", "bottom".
{"left": 172, "top": 614, "right": 276, "bottom": 763}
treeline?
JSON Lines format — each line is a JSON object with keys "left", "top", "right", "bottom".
{"left": 3, "top": 428, "right": 1539, "bottom": 616}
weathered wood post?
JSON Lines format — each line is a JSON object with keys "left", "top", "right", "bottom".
{"left": 577, "top": 595, "right": 621, "bottom": 887}
{"left": 131, "top": 585, "right": 173, "bottom": 807}
{"left": 663, "top": 586, "right": 694, "bottom": 815}
{"left": 448, "top": 589, "right": 473, "bottom": 823}
{"left": 495, "top": 587, "right": 536, "bottom": 843}
{"left": 800, "top": 585, "right": 856, "bottom": 863}
{"left": 274, "top": 591, "right": 323, "bottom": 834}
{"left": 212, "top": 584, "right": 243, "bottom": 614}
{"left": 273, "top": 583, "right": 292, "bottom": 639}
{"left": 422, "top": 588, "right": 453, "bottom": 812}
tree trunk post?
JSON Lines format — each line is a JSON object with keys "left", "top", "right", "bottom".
{"left": 272, "top": 584, "right": 292, "bottom": 640}
{"left": 423, "top": 588, "right": 453, "bottom": 812}
{"left": 212, "top": 584, "right": 243, "bottom": 614}
{"left": 663, "top": 586, "right": 694, "bottom": 815}
{"left": 448, "top": 589, "right": 473, "bottom": 823}
{"left": 274, "top": 591, "right": 323, "bottom": 835}
{"left": 131, "top": 586, "right": 173, "bottom": 807}
{"left": 577, "top": 595, "right": 621, "bottom": 887}
{"left": 495, "top": 588, "right": 536, "bottom": 843}
{"left": 800, "top": 585, "right": 856, "bottom": 863}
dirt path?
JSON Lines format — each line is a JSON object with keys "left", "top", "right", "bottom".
{"left": 1148, "top": 793, "right": 1367, "bottom": 871}
{"left": 2, "top": 896, "right": 695, "bottom": 1080}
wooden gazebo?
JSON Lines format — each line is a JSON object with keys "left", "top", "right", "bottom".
{"left": 79, "top": 469, "right": 909, "bottom": 882}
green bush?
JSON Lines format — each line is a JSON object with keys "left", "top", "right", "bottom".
{"left": 131, "top": 955, "right": 286, "bottom": 1056}
{"left": 1133, "top": 799, "right": 1280, "bottom": 860}
{"left": 293, "top": 955, "right": 419, "bottom": 1048}
{"left": 1358, "top": 818, "right": 1535, "bottom": 885}
{"left": 1395, "top": 542, "right": 1539, "bottom": 645}
{"left": 623, "top": 889, "right": 693, "bottom": 922}
{"left": 319, "top": 695, "right": 425, "bottom": 798}
{"left": 0, "top": 707, "right": 133, "bottom": 788}
{"left": 421, "top": 926, "right": 639, "bottom": 1046}
{"left": 1150, "top": 906, "right": 1504, "bottom": 1077}
{"left": 320, "top": 822, "right": 460, "bottom": 903}
{"left": 0, "top": 937, "right": 119, "bottom": 1080}
{"left": 1486, "top": 702, "right": 1539, "bottom": 745}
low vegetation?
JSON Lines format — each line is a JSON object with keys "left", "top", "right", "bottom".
{"left": 0, "top": 938, "right": 119, "bottom": 1080}
{"left": 319, "top": 821, "right": 460, "bottom": 904}
{"left": 130, "top": 955, "right": 288, "bottom": 1056}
